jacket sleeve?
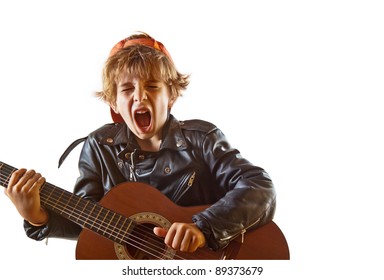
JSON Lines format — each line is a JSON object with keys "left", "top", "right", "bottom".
{"left": 192, "top": 128, "right": 276, "bottom": 250}
{"left": 23, "top": 211, "right": 82, "bottom": 241}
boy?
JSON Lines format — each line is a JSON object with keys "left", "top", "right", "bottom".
{"left": 6, "top": 32, "right": 276, "bottom": 255}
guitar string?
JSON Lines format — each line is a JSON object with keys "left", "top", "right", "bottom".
{"left": 0, "top": 169, "right": 180, "bottom": 260}
{"left": 38, "top": 188, "right": 186, "bottom": 260}
{"left": 0, "top": 165, "right": 169, "bottom": 254}
{"left": 38, "top": 185, "right": 216, "bottom": 260}
{"left": 1, "top": 167, "right": 291, "bottom": 260}
{"left": 40, "top": 187, "right": 212, "bottom": 260}
{"left": 38, "top": 185, "right": 215, "bottom": 260}
{"left": 1, "top": 165, "right": 217, "bottom": 260}
{"left": 0, "top": 167, "right": 217, "bottom": 260}
{"left": 1, "top": 175, "right": 211, "bottom": 260}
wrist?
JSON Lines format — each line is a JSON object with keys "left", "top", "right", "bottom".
{"left": 28, "top": 208, "right": 49, "bottom": 227}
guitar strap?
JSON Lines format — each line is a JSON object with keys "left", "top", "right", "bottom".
{"left": 58, "top": 136, "right": 87, "bottom": 168}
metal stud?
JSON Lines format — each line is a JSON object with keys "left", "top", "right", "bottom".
{"left": 176, "top": 139, "right": 184, "bottom": 148}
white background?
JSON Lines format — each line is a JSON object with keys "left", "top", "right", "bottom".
{"left": 0, "top": 0, "right": 383, "bottom": 279}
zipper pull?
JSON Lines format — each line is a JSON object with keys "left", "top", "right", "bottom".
{"left": 241, "top": 229, "right": 246, "bottom": 243}
{"left": 187, "top": 171, "right": 196, "bottom": 187}
{"left": 129, "top": 150, "right": 137, "bottom": 182}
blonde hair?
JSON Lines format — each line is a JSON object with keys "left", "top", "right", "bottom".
{"left": 96, "top": 34, "right": 190, "bottom": 106}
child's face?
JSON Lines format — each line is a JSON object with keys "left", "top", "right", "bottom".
{"left": 112, "top": 73, "right": 175, "bottom": 150}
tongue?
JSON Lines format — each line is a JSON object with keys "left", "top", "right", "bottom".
{"left": 136, "top": 112, "right": 151, "bottom": 127}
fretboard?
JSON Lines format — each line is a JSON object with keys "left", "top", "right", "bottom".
{"left": 0, "top": 161, "right": 134, "bottom": 244}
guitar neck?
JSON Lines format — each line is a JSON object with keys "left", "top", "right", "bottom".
{"left": 0, "top": 161, "right": 134, "bottom": 244}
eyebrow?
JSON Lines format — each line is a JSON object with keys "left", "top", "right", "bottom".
{"left": 145, "top": 79, "right": 161, "bottom": 84}
{"left": 118, "top": 82, "right": 133, "bottom": 87}
{"left": 118, "top": 79, "right": 161, "bottom": 85}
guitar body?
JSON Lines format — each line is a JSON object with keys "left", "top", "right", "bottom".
{"left": 75, "top": 182, "right": 289, "bottom": 260}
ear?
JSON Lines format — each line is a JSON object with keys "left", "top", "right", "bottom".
{"left": 168, "top": 94, "right": 177, "bottom": 110}
{"left": 110, "top": 102, "right": 119, "bottom": 114}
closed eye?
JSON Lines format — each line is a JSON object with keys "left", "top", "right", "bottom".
{"left": 144, "top": 85, "right": 162, "bottom": 93}
{"left": 122, "top": 87, "right": 134, "bottom": 92}
{"left": 119, "top": 86, "right": 135, "bottom": 95}
{"left": 146, "top": 85, "right": 159, "bottom": 89}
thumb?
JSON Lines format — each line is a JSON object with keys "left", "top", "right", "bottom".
{"left": 153, "top": 227, "right": 168, "bottom": 238}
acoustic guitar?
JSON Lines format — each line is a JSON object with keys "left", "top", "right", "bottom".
{"left": 1, "top": 161, "right": 289, "bottom": 260}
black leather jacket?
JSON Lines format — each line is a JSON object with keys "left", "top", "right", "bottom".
{"left": 24, "top": 115, "right": 276, "bottom": 250}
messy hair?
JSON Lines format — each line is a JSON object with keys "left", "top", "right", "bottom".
{"left": 96, "top": 35, "right": 190, "bottom": 106}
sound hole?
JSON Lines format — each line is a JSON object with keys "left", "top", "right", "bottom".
{"left": 126, "top": 223, "right": 166, "bottom": 259}
{"left": 113, "top": 212, "right": 175, "bottom": 260}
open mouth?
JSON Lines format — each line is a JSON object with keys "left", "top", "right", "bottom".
{"left": 134, "top": 109, "right": 151, "bottom": 128}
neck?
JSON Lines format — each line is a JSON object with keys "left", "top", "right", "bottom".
{"left": 136, "top": 137, "right": 161, "bottom": 152}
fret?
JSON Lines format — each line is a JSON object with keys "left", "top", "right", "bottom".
{"left": 60, "top": 192, "right": 74, "bottom": 216}
{"left": 90, "top": 206, "right": 103, "bottom": 229}
{"left": 111, "top": 215, "right": 122, "bottom": 240}
{"left": 107, "top": 213, "right": 116, "bottom": 237}
{"left": 97, "top": 208, "right": 110, "bottom": 233}
{"left": 0, "top": 162, "right": 4, "bottom": 185}
{"left": 69, "top": 197, "right": 82, "bottom": 220}
{"left": 41, "top": 184, "right": 55, "bottom": 205}
{"left": 1, "top": 160, "right": 136, "bottom": 247}
{"left": 78, "top": 200, "right": 90, "bottom": 226}
{"left": 51, "top": 188, "right": 65, "bottom": 210}
{"left": 121, "top": 218, "right": 133, "bottom": 244}
{"left": 0, "top": 162, "right": 16, "bottom": 187}
{"left": 101, "top": 211, "right": 133, "bottom": 243}
{"left": 111, "top": 212, "right": 125, "bottom": 242}
{"left": 106, "top": 212, "right": 117, "bottom": 239}
{"left": 40, "top": 182, "right": 47, "bottom": 192}
{"left": 85, "top": 203, "right": 97, "bottom": 230}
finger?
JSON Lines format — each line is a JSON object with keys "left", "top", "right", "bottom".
{"left": 7, "top": 168, "right": 27, "bottom": 189}
{"left": 188, "top": 235, "right": 202, "bottom": 252}
{"left": 24, "top": 169, "right": 38, "bottom": 182}
{"left": 179, "top": 231, "right": 192, "bottom": 252}
{"left": 20, "top": 170, "right": 40, "bottom": 192}
{"left": 170, "top": 225, "right": 187, "bottom": 251}
{"left": 28, "top": 175, "right": 45, "bottom": 194}
{"left": 153, "top": 227, "right": 168, "bottom": 238}
{"left": 6, "top": 169, "right": 27, "bottom": 196}
{"left": 14, "top": 169, "right": 36, "bottom": 192}
{"left": 25, "top": 172, "right": 44, "bottom": 190}
{"left": 164, "top": 225, "right": 177, "bottom": 249}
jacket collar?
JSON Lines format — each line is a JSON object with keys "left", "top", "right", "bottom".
{"left": 160, "top": 114, "right": 188, "bottom": 150}
{"left": 100, "top": 114, "right": 188, "bottom": 154}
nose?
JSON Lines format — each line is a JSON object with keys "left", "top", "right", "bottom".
{"left": 133, "top": 87, "right": 147, "bottom": 102}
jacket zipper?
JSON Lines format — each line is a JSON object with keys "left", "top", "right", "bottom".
{"left": 129, "top": 150, "right": 137, "bottom": 182}
{"left": 219, "top": 217, "right": 261, "bottom": 243}
{"left": 172, "top": 171, "right": 196, "bottom": 203}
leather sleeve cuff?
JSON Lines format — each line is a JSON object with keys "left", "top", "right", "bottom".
{"left": 192, "top": 215, "right": 220, "bottom": 251}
